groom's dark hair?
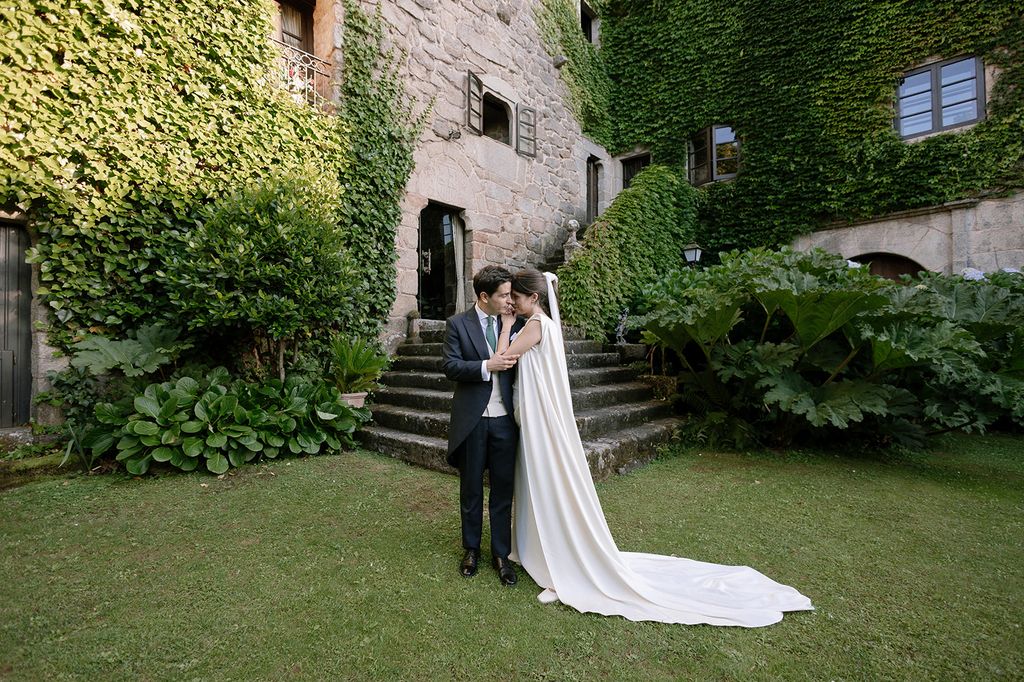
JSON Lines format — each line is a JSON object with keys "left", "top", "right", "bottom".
{"left": 473, "top": 265, "right": 513, "bottom": 298}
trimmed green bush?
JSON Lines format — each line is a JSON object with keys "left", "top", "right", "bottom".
{"left": 164, "top": 175, "right": 359, "bottom": 381}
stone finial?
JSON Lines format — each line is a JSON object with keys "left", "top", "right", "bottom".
{"left": 563, "top": 218, "right": 582, "bottom": 263}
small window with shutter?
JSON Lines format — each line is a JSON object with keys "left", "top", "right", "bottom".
{"left": 465, "top": 71, "right": 540, "bottom": 159}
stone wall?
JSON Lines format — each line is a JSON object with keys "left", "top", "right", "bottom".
{"left": 791, "top": 192, "right": 1024, "bottom": 274}
{"left": 353, "top": 0, "right": 614, "bottom": 346}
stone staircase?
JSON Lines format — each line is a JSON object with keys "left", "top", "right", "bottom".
{"left": 359, "top": 321, "right": 682, "bottom": 480}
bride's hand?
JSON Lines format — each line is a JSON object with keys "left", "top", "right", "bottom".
{"left": 501, "top": 306, "right": 516, "bottom": 330}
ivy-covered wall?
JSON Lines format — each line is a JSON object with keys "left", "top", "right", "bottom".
{"left": 548, "top": 0, "right": 1023, "bottom": 253}
{"left": 0, "top": 0, "right": 415, "bottom": 352}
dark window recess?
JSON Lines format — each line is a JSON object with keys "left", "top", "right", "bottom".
{"left": 516, "top": 103, "right": 537, "bottom": 157}
{"left": 581, "top": 3, "right": 596, "bottom": 42}
{"left": 277, "top": 0, "right": 313, "bottom": 52}
{"left": 586, "top": 156, "right": 601, "bottom": 223}
{"left": 482, "top": 94, "right": 511, "bottom": 145}
{"left": 622, "top": 154, "right": 650, "bottom": 189}
{"left": 688, "top": 125, "right": 738, "bottom": 185}
{"left": 896, "top": 56, "right": 985, "bottom": 139}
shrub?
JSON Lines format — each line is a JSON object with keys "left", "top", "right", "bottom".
{"left": 637, "top": 248, "right": 1024, "bottom": 448}
{"left": 557, "top": 165, "right": 699, "bottom": 339}
{"left": 163, "top": 175, "right": 360, "bottom": 381}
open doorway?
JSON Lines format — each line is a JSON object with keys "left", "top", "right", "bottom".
{"left": 418, "top": 202, "right": 466, "bottom": 320}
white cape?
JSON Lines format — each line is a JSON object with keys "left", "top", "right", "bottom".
{"left": 510, "top": 312, "right": 814, "bottom": 627}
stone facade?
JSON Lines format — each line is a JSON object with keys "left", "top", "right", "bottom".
{"left": 355, "top": 0, "right": 614, "bottom": 347}
{"left": 792, "top": 192, "right": 1024, "bottom": 275}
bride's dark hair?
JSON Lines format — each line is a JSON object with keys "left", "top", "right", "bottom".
{"left": 511, "top": 268, "right": 550, "bottom": 315}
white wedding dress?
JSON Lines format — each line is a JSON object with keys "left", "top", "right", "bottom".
{"left": 509, "top": 274, "right": 813, "bottom": 627}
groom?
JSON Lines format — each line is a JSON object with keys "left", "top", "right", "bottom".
{"left": 442, "top": 265, "right": 525, "bottom": 586}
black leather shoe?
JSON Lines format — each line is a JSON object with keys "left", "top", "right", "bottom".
{"left": 492, "top": 555, "right": 518, "bottom": 586}
{"left": 460, "top": 549, "right": 480, "bottom": 577}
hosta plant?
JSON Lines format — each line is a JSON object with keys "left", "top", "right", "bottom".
{"left": 83, "top": 369, "right": 368, "bottom": 475}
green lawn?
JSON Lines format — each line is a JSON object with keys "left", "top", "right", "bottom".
{"left": 2, "top": 433, "right": 1022, "bottom": 680}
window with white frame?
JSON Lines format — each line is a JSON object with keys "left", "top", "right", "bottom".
{"left": 688, "top": 125, "right": 739, "bottom": 185}
{"left": 896, "top": 56, "right": 985, "bottom": 139}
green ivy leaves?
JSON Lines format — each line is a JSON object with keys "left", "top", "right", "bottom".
{"left": 2, "top": 0, "right": 420, "bottom": 354}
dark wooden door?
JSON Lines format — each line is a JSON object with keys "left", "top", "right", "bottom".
{"left": 1, "top": 224, "right": 32, "bottom": 427}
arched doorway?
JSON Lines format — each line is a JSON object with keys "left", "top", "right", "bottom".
{"left": 1, "top": 221, "right": 32, "bottom": 427}
{"left": 418, "top": 202, "right": 466, "bottom": 320}
{"left": 849, "top": 252, "right": 926, "bottom": 280}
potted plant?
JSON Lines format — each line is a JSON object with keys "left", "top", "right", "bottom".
{"left": 329, "top": 335, "right": 388, "bottom": 408}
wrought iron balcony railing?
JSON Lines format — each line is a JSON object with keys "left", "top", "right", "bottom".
{"left": 270, "top": 38, "right": 333, "bottom": 111}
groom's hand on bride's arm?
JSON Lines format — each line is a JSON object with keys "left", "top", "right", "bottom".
{"left": 486, "top": 353, "right": 519, "bottom": 372}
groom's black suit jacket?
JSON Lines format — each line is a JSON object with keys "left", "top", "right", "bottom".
{"left": 442, "top": 307, "right": 525, "bottom": 465}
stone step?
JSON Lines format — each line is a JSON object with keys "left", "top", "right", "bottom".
{"left": 585, "top": 417, "right": 683, "bottom": 480}
{"left": 574, "top": 401, "right": 673, "bottom": 439}
{"left": 565, "top": 366, "right": 640, "bottom": 387}
{"left": 418, "top": 328, "right": 446, "bottom": 343}
{"left": 374, "top": 382, "right": 654, "bottom": 413}
{"left": 380, "top": 371, "right": 453, "bottom": 391}
{"left": 358, "top": 425, "right": 450, "bottom": 473}
{"left": 389, "top": 356, "right": 445, "bottom": 372}
{"left": 379, "top": 365, "right": 639, "bottom": 391}
{"left": 369, "top": 400, "right": 671, "bottom": 441}
{"left": 358, "top": 417, "right": 684, "bottom": 481}
{"left": 397, "top": 339, "right": 604, "bottom": 356}
{"left": 390, "top": 351, "right": 621, "bottom": 372}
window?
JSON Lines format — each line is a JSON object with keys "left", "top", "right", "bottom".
{"left": 466, "top": 71, "right": 538, "bottom": 158}
{"left": 581, "top": 2, "right": 598, "bottom": 43}
{"left": 896, "top": 56, "right": 985, "bottom": 139}
{"left": 271, "top": 0, "right": 330, "bottom": 109}
{"left": 688, "top": 125, "right": 739, "bottom": 185}
{"left": 621, "top": 154, "right": 650, "bottom": 189}
{"left": 482, "top": 94, "right": 511, "bottom": 145}
{"left": 586, "top": 156, "right": 602, "bottom": 223}
{"left": 276, "top": 0, "right": 313, "bottom": 53}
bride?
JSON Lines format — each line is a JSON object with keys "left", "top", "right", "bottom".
{"left": 495, "top": 268, "right": 813, "bottom": 627}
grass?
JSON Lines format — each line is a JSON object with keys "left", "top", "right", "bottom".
{"left": 1, "top": 433, "right": 1022, "bottom": 680}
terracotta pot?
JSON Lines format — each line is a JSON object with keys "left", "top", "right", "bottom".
{"left": 340, "top": 391, "right": 368, "bottom": 408}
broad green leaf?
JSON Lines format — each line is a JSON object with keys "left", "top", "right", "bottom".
{"left": 134, "top": 396, "right": 161, "bottom": 419}
{"left": 206, "top": 432, "right": 227, "bottom": 448}
{"left": 182, "top": 437, "right": 205, "bottom": 457}
{"left": 151, "top": 447, "right": 174, "bottom": 462}
{"left": 206, "top": 453, "right": 229, "bottom": 475}
{"left": 125, "top": 455, "right": 151, "bottom": 476}
{"left": 129, "top": 420, "right": 159, "bottom": 436}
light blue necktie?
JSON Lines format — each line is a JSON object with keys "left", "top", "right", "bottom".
{"left": 485, "top": 316, "right": 497, "bottom": 352}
